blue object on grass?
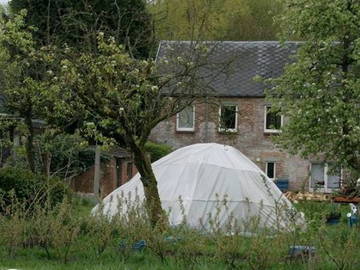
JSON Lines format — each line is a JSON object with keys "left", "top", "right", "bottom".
{"left": 164, "top": 236, "right": 181, "bottom": 243}
{"left": 289, "top": 246, "right": 316, "bottom": 257}
{"left": 132, "top": 240, "right": 146, "bottom": 251}
{"left": 348, "top": 215, "right": 359, "bottom": 227}
{"left": 119, "top": 240, "right": 127, "bottom": 250}
{"left": 326, "top": 217, "right": 340, "bottom": 225}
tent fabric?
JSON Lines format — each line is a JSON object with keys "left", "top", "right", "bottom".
{"left": 93, "top": 143, "right": 305, "bottom": 232}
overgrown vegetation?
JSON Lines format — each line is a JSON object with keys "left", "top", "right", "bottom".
{"left": 0, "top": 195, "right": 359, "bottom": 270}
{"left": 145, "top": 141, "right": 172, "bottom": 162}
{"left": 0, "top": 166, "right": 70, "bottom": 211}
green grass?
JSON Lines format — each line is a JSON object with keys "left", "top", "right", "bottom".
{"left": 1, "top": 199, "right": 359, "bottom": 270}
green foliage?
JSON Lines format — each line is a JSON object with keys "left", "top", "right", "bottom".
{"left": 9, "top": 0, "right": 155, "bottom": 58}
{"left": 1, "top": 199, "right": 360, "bottom": 269}
{"left": 0, "top": 166, "right": 70, "bottom": 211}
{"left": 53, "top": 32, "right": 213, "bottom": 225}
{"left": 149, "top": 0, "right": 282, "bottom": 41}
{"left": 145, "top": 142, "right": 172, "bottom": 162}
{"left": 35, "top": 132, "right": 93, "bottom": 179}
{"left": 267, "top": 0, "right": 360, "bottom": 173}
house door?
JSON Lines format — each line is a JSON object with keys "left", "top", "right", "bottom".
{"left": 310, "top": 163, "right": 340, "bottom": 193}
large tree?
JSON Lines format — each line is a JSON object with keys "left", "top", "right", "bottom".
{"left": 267, "top": 0, "right": 360, "bottom": 174}
{"left": 9, "top": 0, "right": 155, "bottom": 58}
{"left": 55, "top": 37, "right": 215, "bottom": 225}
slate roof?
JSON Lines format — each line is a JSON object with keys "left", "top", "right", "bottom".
{"left": 156, "top": 41, "right": 301, "bottom": 97}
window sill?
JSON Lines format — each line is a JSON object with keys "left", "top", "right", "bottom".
{"left": 218, "top": 129, "right": 238, "bottom": 134}
{"left": 176, "top": 129, "right": 195, "bottom": 134}
{"left": 264, "top": 129, "right": 281, "bottom": 134}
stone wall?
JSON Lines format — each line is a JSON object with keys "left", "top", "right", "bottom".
{"left": 150, "top": 97, "right": 310, "bottom": 191}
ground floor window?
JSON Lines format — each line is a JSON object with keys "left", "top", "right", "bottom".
{"left": 266, "top": 161, "right": 276, "bottom": 180}
{"left": 310, "top": 163, "right": 340, "bottom": 192}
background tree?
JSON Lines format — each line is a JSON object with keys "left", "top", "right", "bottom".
{"left": 9, "top": 0, "right": 155, "bottom": 58}
{"left": 0, "top": 11, "right": 82, "bottom": 173}
{"left": 267, "top": 0, "right": 360, "bottom": 175}
{"left": 149, "top": 0, "right": 282, "bottom": 41}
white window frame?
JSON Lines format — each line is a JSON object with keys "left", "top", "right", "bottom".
{"left": 264, "top": 106, "right": 283, "bottom": 133}
{"left": 309, "top": 163, "right": 342, "bottom": 193}
{"left": 265, "top": 161, "right": 276, "bottom": 180}
{"left": 218, "top": 104, "right": 238, "bottom": 133}
{"left": 176, "top": 105, "right": 195, "bottom": 132}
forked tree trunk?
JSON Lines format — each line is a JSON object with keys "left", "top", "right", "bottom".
{"left": 132, "top": 146, "right": 164, "bottom": 227}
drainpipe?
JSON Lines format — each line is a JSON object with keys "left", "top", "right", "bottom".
{"left": 204, "top": 96, "right": 209, "bottom": 143}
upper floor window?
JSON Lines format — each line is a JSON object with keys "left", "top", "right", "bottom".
{"left": 176, "top": 106, "right": 195, "bottom": 132}
{"left": 219, "top": 104, "right": 238, "bottom": 132}
{"left": 264, "top": 106, "right": 283, "bottom": 133}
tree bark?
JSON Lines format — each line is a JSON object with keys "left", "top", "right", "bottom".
{"left": 132, "top": 144, "right": 164, "bottom": 227}
{"left": 93, "top": 144, "right": 101, "bottom": 199}
{"left": 24, "top": 116, "right": 36, "bottom": 172}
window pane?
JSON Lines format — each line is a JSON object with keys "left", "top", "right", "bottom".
{"left": 327, "top": 165, "right": 340, "bottom": 189}
{"left": 220, "top": 105, "right": 236, "bottom": 130}
{"left": 311, "top": 163, "right": 324, "bottom": 188}
{"left": 266, "top": 162, "right": 275, "bottom": 179}
{"left": 266, "top": 107, "right": 282, "bottom": 130}
{"left": 178, "top": 106, "right": 194, "bottom": 129}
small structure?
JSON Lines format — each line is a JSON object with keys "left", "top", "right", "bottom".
{"left": 71, "top": 147, "right": 137, "bottom": 198}
{"left": 95, "top": 143, "right": 305, "bottom": 232}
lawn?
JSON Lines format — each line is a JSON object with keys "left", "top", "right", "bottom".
{"left": 0, "top": 197, "right": 359, "bottom": 270}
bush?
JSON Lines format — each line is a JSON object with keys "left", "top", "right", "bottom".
{"left": 0, "top": 167, "right": 70, "bottom": 212}
{"left": 144, "top": 142, "right": 172, "bottom": 162}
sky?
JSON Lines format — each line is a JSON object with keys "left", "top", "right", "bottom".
{"left": 0, "top": 0, "right": 8, "bottom": 4}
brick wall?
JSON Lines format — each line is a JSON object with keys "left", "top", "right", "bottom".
{"left": 71, "top": 158, "right": 138, "bottom": 198}
{"left": 150, "top": 97, "right": 310, "bottom": 191}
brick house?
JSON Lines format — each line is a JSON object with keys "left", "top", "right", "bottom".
{"left": 71, "top": 147, "right": 137, "bottom": 198}
{"left": 150, "top": 41, "right": 341, "bottom": 192}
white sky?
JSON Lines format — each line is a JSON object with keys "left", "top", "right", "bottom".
{"left": 0, "top": 0, "right": 8, "bottom": 4}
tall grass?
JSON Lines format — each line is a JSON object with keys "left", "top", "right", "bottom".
{"left": 0, "top": 193, "right": 360, "bottom": 269}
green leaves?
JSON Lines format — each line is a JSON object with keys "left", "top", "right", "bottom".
{"left": 268, "top": 0, "right": 360, "bottom": 172}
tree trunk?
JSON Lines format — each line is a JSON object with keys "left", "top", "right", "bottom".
{"left": 42, "top": 152, "right": 52, "bottom": 179}
{"left": 93, "top": 145, "right": 101, "bottom": 199}
{"left": 24, "top": 116, "right": 36, "bottom": 173}
{"left": 132, "top": 145, "right": 164, "bottom": 227}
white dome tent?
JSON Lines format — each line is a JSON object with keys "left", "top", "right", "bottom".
{"left": 93, "top": 143, "right": 305, "bottom": 233}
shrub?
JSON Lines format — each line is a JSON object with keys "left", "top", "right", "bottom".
{"left": 0, "top": 167, "right": 70, "bottom": 212}
{"left": 144, "top": 141, "right": 172, "bottom": 162}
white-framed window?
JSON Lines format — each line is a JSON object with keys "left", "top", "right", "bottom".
{"left": 266, "top": 161, "right": 276, "bottom": 180}
{"left": 264, "top": 106, "right": 283, "bottom": 133}
{"left": 219, "top": 104, "right": 238, "bottom": 132}
{"left": 176, "top": 105, "right": 195, "bottom": 132}
{"left": 310, "top": 163, "right": 341, "bottom": 192}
